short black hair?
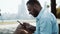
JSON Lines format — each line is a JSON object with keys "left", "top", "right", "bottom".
{"left": 26, "top": 0, "right": 40, "bottom": 6}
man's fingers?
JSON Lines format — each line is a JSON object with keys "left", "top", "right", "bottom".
{"left": 23, "top": 22, "right": 30, "bottom": 25}
{"left": 20, "top": 29, "right": 29, "bottom": 34}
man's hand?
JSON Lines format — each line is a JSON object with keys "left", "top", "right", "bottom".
{"left": 23, "top": 22, "right": 36, "bottom": 33}
{"left": 19, "top": 29, "right": 29, "bottom": 34}
{"left": 23, "top": 22, "right": 30, "bottom": 28}
{"left": 14, "top": 29, "right": 29, "bottom": 34}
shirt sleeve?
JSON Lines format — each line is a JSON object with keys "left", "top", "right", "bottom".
{"left": 38, "top": 18, "right": 52, "bottom": 34}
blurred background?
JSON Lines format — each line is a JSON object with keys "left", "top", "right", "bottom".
{"left": 0, "top": 0, "right": 60, "bottom": 34}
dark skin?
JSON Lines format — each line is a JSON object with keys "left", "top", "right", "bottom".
{"left": 14, "top": 4, "right": 42, "bottom": 34}
{"left": 19, "top": 4, "right": 42, "bottom": 34}
{"left": 27, "top": 4, "right": 42, "bottom": 17}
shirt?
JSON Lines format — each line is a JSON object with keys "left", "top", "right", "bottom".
{"left": 34, "top": 7, "right": 59, "bottom": 34}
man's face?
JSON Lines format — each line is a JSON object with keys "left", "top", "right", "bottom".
{"left": 27, "top": 4, "right": 39, "bottom": 17}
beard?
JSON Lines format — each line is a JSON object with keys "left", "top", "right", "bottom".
{"left": 32, "top": 9, "right": 39, "bottom": 17}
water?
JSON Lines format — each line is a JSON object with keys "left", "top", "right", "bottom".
{"left": 0, "top": 24, "right": 18, "bottom": 34}
{"left": 0, "top": 20, "right": 36, "bottom": 34}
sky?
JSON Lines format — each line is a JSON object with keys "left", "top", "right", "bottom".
{"left": 0, "top": 0, "right": 60, "bottom": 14}
{"left": 0, "top": 0, "right": 18, "bottom": 14}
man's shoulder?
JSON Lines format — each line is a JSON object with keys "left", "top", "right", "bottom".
{"left": 40, "top": 12, "right": 56, "bottom": 22}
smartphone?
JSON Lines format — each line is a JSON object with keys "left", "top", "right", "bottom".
{"left": 17, "top": 20, "right": 23, "bottom": 25}
{"left": 17, "top": 20, "right": 26, "bottom": 28}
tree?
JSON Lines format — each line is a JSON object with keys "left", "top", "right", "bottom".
{"left": 51, "top": 0, "right": 56, "bottom": 17}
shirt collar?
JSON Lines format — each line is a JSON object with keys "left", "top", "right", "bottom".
{"left": 36, "top": 7, "right": 45, "bottom": 19}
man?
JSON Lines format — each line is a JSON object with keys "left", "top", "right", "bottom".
{"left": 26, "top": 0, "right": 58, "bottom": 34}
{"left": 14, "top": 0, "right": 58, "bottom": 34}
